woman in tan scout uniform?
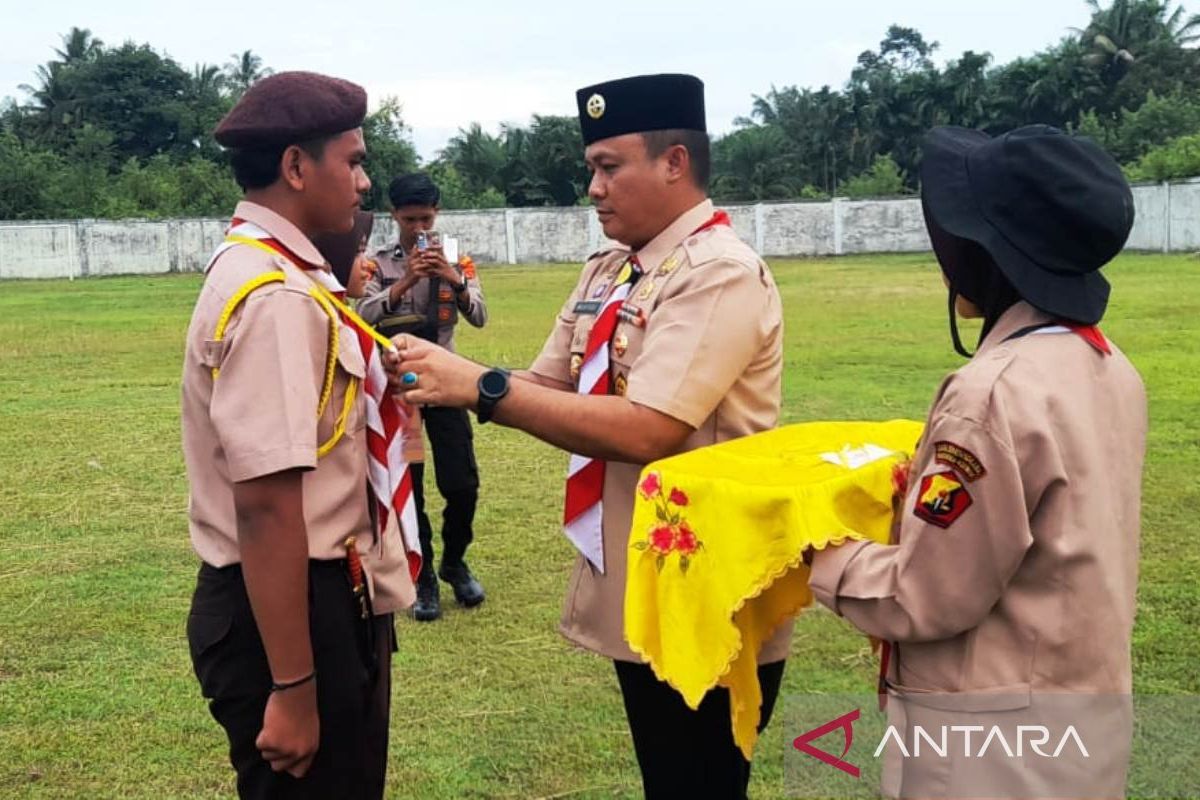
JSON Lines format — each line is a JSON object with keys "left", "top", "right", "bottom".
{"left": 181, "top": 72, "right": 409, "bottom": 800}
{"left": 391, "top": 73, "right": 791, "bottom": 799}
{"left": 808, "top": 126, "right": 1147, "bottom": 799}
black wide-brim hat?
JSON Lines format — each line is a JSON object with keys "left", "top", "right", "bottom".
{"left": 921, "top": 125, "right": 1134, "bottom": 325}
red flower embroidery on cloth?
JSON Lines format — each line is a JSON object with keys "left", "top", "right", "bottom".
{"left": 633, "top": 472, "right": 704, "bottom": 573}
{"left": 674, "top": 522, "right": 699, "bottom": 555}
{"left": 649, "top": 524, "right": 675, "bottom": 554}
{"left": 639, "top": 472, "right": 662, "bottom": 499}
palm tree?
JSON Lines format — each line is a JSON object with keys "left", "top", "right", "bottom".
{"left": 711, "top": 125, "right": 801, "bottom": 201}
{"left": 223, "top": 50, "right": 273, "bottom": 97}
{"left": 1078, "top": 0, "right": 1200, "bottom": 78}
{"left": 439, "top": 123, "right": 505, "bottom": 196}
{"left": 190, "top": 63, "right": 226, "bottom": 99}
{"left": 18, "top": 61, "right": 81, "bottom": 130}
{"left": 54, "top": 27, "right": 103, "bottom": 64}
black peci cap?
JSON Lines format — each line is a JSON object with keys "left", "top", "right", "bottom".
{"left": 576, "top": 74, "right": 706, "bottom": 146}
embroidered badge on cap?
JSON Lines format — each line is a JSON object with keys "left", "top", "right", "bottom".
{"left": 914, "top": 470, "right": 973, "bottom": 528}
{"left": 586, "top": 93, "right": 606, "bottom": 119}
{"left": 934, "top": 441, "right": 986, "bottom": 481}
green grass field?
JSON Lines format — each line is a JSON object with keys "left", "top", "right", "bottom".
{"left": 0, "top": 253, "right": 1197, "bottom": 799}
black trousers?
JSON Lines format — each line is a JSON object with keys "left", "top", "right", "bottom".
{"left": 187, "top": 561, "right": 395, "bottom": 800}
{"left": 415, "top": 405, "right": 479, "bottom": 572}
{"left": 614, "top": 659, "right": 786, "bottom": 800}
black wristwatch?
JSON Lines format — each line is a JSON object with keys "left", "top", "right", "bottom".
{"left": 476, "top": 368, "right": 510, "bottom": 424}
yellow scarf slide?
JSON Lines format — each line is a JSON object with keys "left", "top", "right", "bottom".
{"left": 624, "top": 419, "right": 923, "bottom": 759}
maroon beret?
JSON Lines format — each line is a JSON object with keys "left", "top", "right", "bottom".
{"left": 214, "top": 71, "right": 368, "bottom": 148}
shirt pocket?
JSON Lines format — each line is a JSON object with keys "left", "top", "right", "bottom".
{"left": 328, "top": 331, "right": 367, "bottom": 436}
{"left": 610, "top": 312, "right": 648, "bottom": 372}
{"left": 200, "top": 338, "right": 229, "bottom": 371}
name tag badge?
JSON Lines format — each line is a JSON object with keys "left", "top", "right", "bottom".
{"left": 573, "top": 300, "right": 603, "bottom": 316}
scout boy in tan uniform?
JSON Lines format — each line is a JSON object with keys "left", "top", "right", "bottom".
{"left": 358, "top": 173, "right": 489, "bottom": 621}
{"left": 809, "top": 125, "right": 1148, "bottom": 799}
{"left": 391, "top": 73, "right": 792, "bottom": 799}
{"left": 181, "top": 72, "right": 412, "bottom": 800}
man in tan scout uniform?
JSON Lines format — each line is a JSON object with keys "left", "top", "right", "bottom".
{"left": 391, "top": 73, "right": 792, "bottom": 799}
{"left": 358, "top": 173, "right": 488, "bottom": 621}
{"left": 809, "top": 126, "right": 1147, "bottom": 799}
{"left": 181, "top": 72, "right": 410, "bottom": 800}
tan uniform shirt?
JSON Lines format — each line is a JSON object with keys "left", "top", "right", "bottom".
{"left": 530, "top": 199, "right": 794, "bottom": 663}
{"left": 356, "top": 242, "right": 486, "bottom": 352}
{"left": 181, "top": 201, "right": 414, "bottom": 613}
{"left": 810, "top": 301, "right": 1147, "bottom": 797}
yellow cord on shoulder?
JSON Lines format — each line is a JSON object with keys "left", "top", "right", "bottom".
{"left": 311, "top": 285, "right": 397, "bottom": 353}
{"left": 212, "top": 234, "right": 366, "bottom": 459}
{"left": 210, "top": 272, "right": 286, "bottom": 379}
{"left": 225, "top": 234, "right": 281, "bottom": 258}
{"left": 307, "top": 287, "right": 340, "bottom": 419}
{"left": 317, "top": 376, "right": 357, "bottom": 457}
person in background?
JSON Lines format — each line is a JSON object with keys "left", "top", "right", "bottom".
{"left": 358, "top": 174, "right": 488, "bottom": 622}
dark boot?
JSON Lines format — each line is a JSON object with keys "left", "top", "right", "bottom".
{"left": 438, "top": 561, "right": 485, "bottom": 608}
{"left": 411, "top": 571, "right": 441, "bottom": 622}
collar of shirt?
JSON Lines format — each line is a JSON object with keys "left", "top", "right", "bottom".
{"left": 977, "top": 301, "right": 1055, "bottom": 355}
{"left": 633, "top": 198, "right": 716, "bottom": 275}
{"left": 232, "top": 200, "right": 329, "bottom": 270}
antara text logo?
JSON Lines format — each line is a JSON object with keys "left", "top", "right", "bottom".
{"left": 792, "top": 708, "right": 1090, "bottom": 777}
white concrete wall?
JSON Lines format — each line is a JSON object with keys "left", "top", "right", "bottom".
{"left": 0, "top": 223, "right": 79, "bottom": 279}
{"left": 2, "top": 179, "right": 1196, "bottom": 279}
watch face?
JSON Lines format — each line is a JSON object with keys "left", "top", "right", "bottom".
{"left": 480, "top": 369, "right": 508, "bottom": 398}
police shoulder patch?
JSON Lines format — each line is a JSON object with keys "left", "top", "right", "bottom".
{"left": 914, "top": 469, "right": 973, "bottom": 529}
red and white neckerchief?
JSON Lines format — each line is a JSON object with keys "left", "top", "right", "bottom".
{"left": 211, "top": 219, "right": 422, "bottom": 581}
{"left": 1023, "top": 322, "right": 1112, "bottom": 354}
{"left": 562, "top": 210, "right": 732, "bottom": 573}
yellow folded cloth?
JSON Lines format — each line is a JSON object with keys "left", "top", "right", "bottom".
{"left": 624, "top": 419, "right": 923, "bottom": 759}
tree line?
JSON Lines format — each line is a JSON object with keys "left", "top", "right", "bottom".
{"left": 2, "top": 1, "right": 1199, "bottom": 221}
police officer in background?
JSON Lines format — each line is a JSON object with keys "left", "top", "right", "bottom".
{"left": 358, "top": 174, "right": 488, "bottom": 621}
{"left": 182, "top": 72, "right": 408, "bottom": 799}
{"left": 388, "top": 74, "right": 792, "bottom": 799}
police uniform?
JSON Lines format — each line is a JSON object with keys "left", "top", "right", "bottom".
{"left": 358, "top": 244, "right": 487, "bottom": 585}
{"left": 182, "top": 73, "right": 406, "bottom": 800}
{"left": 528, "top": 74, "right": 793, "bottom": 799}
{"left": 810, "top": 126, "right": 1148, "bottom": 799}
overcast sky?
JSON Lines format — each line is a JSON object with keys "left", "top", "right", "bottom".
{"left": 1, "top": 0, "right": 1095, "bottom": 160}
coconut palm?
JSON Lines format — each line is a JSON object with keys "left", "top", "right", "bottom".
{"left": 223, "top": 50, "right": 273, "bottom": 97}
